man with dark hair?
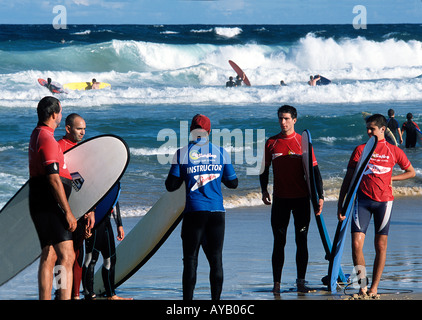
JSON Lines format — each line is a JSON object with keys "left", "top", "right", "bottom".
{"left": 260, "top": 105, "right": 324, "bottom": 294}
{"left": 29, "top": 96, "right": 77, "bottom": 300}
{"left": 338, "top": 113, "right": 415, "bottom": 298}
{"left": 401, "top": 112, "right": 420, "bottom": 148}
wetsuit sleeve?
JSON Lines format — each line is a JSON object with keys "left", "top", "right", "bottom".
{"left": 259, "top": 165, "right": 270, "bottom": 193}
{"left": 112, "top": 201, "right": 123, "bottom": 228}
{"left": 165, "top": 149, "right": 184, "bottom": 192}
{"left": 314, "top": 165, "right": 324, "bottom": 200}
{"left": 222, "top": 177, "right": 238, "bottom": 189}
{"left": 165, "top": 173, "right": 184, "bottom": 192}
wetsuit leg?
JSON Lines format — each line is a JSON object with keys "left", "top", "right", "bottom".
{"left": 202, "top": 212, "right": 225, "bottom": 300}
{"left": 100, "top": 218, "right": 117, "bottom": 297}
{"left": 291, "top": 197, "right": 311, "bottom": 280}
{"left": 82, "top": 225, "right": 101, "bottom": 298}
{"left": 270, "top": 196, "right": 292, "bottom": 283}
{"left": 181, "top": 212, "right": 206, "bottom": 300}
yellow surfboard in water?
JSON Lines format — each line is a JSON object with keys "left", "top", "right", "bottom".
{"left": 63, "top": 82, "right": 111, "bottom": 90}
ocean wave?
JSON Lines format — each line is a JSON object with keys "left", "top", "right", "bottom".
{"left": 214, "top": 27, "right": 242, "bottom": 38}
{"left": 1, "top": 34, "right": 421, "bottom": 81}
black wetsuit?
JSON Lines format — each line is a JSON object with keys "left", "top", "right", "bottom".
{"left": 82, "top": 202, "right": 123, "bottom": 298}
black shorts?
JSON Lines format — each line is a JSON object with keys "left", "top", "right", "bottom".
{"left": 29, "top": 176, "right": 73, "bottom": 248}
{"left": 351, "top": 191, "right": 393, "bottom": 236}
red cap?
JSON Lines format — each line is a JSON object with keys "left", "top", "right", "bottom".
{"left": 190, "top": 114, "right": 211, "bottom": 133}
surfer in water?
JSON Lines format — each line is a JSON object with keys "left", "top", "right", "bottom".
{"left": 259, "top": 105, "right": 324, "bottom": 294}
{"left": 165, "top": 114, "right": 238, "bottom": 300}
{"left": 91, "top": 79, "right": 100, "bottom": 90}
{"left": 401, "top": 112, "right": 420, "bottom": 148}
{"left": 235, "top": 74, "right": 244, "bottom": 86}
{"left": 386, "top": 109, "right": 403, "bottom": 145}
{"left": 226, "top": 76, "right": 235, "bottom": 87}
{"left": 308, "top": 75, "right": 320, "bottom": 86}
{"left": 337, "top": 114, "right": 415, "bottom": 298}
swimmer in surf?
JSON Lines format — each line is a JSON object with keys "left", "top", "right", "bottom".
{"left": 308, "top": 75, "right": 320, "bottom": 86}
{"left": 226, "top": 76, "right": 235, "bottom": 87}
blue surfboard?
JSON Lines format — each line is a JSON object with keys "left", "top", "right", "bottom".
{"left": 315, "top": 75, "right": 331, "bottom": 85}
{"left": 327, "top": 136, "right": 378, "bottom": 291}
{"left": 416, "top": 128, "right": 422, "bottom": 146}
{"left": 94, "top": 182, "right": 121, "bottom": 227}
{"left": 301, "top": 130, "right": 348, "bottom": 284}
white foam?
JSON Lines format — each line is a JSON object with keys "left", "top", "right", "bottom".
{"left": 214, "top": 27, "right": 243, "bottom": 38}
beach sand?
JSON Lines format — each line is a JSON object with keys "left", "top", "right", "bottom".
{"left": 108, "top": 196, "right": 422, "bottom": 301}
{"left": 0, "top": 197, "right": 421, "bottom": 301}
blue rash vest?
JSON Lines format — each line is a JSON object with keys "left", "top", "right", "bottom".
{"left": 169, "top": 137, "right": 237, "bottom": 213}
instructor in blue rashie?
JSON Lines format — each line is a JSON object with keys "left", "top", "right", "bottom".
{"left": 165, "top": 114, "right": 238, "bottom": 300}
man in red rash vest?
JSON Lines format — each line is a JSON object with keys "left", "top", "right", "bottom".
{"left": 28, "top": 96, "right": 77, "bottom": 300}
{"left": 57, "top": 113, "right": 95, "bottom": 300}
{"left": 260, "top": 105, "right": 324, "bottom": 294}
{"left": 338, "top": 114, "right": 415, "bottom": 298}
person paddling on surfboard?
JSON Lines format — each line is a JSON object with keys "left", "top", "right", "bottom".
{"left": 259, "top": 105, "right": 324, "bottom": 295}
{"left": 165, "top": 114, "right": 238, "bottom": 300}
{"left": 337, "top": 114, "right": 415, "bottom": 298}
{"left": 91, "top": 78, "right": 100, "bottom": 90}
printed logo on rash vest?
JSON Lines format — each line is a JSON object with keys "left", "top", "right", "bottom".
{"left": 363, "top": 163, "right": 391, "bottom": 175}
{"left": 191, "top": 173, "right": 220, "bottom": 192}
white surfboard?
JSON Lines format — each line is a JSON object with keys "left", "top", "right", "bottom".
{"left": 93, "top": 185, "right": 186, "bottom": 295}
{"left": 0, "top": 135, "right": 130, "bottom": 286}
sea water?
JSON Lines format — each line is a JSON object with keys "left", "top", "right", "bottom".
{"left": 0, "top": 24, "right": 421, "bottom": 299}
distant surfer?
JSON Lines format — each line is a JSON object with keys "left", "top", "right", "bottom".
{"left": 235, "top": 74, "right": 245, "bottom": 86}
{"left": 91, "top": 78, "right": 100, "bottom": 90}
{"left": 308, "top": 75, "right": 320, "bottom": 86}
{"left": 259, "top": 105, "right": 324, "bottom": 294}
{"left": 226, "top": 76, "right": 235, "bottom": 87}
{"left": 46, "top": 78, "right": 54, "bottom": 93}
{"left": 337, "top": 114, "right": 415, "bottom": 298}
{"left": 401, "top": 112, "right": 420, "bottom": 148}
{"left": 28, "top": 96, "right": 77, "bottom": 300}
{"left": 386, "top": 109, "right": 403, "bottom": 145}
{"left": 165, "top": 114, "right": 238, "bottom": 300}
